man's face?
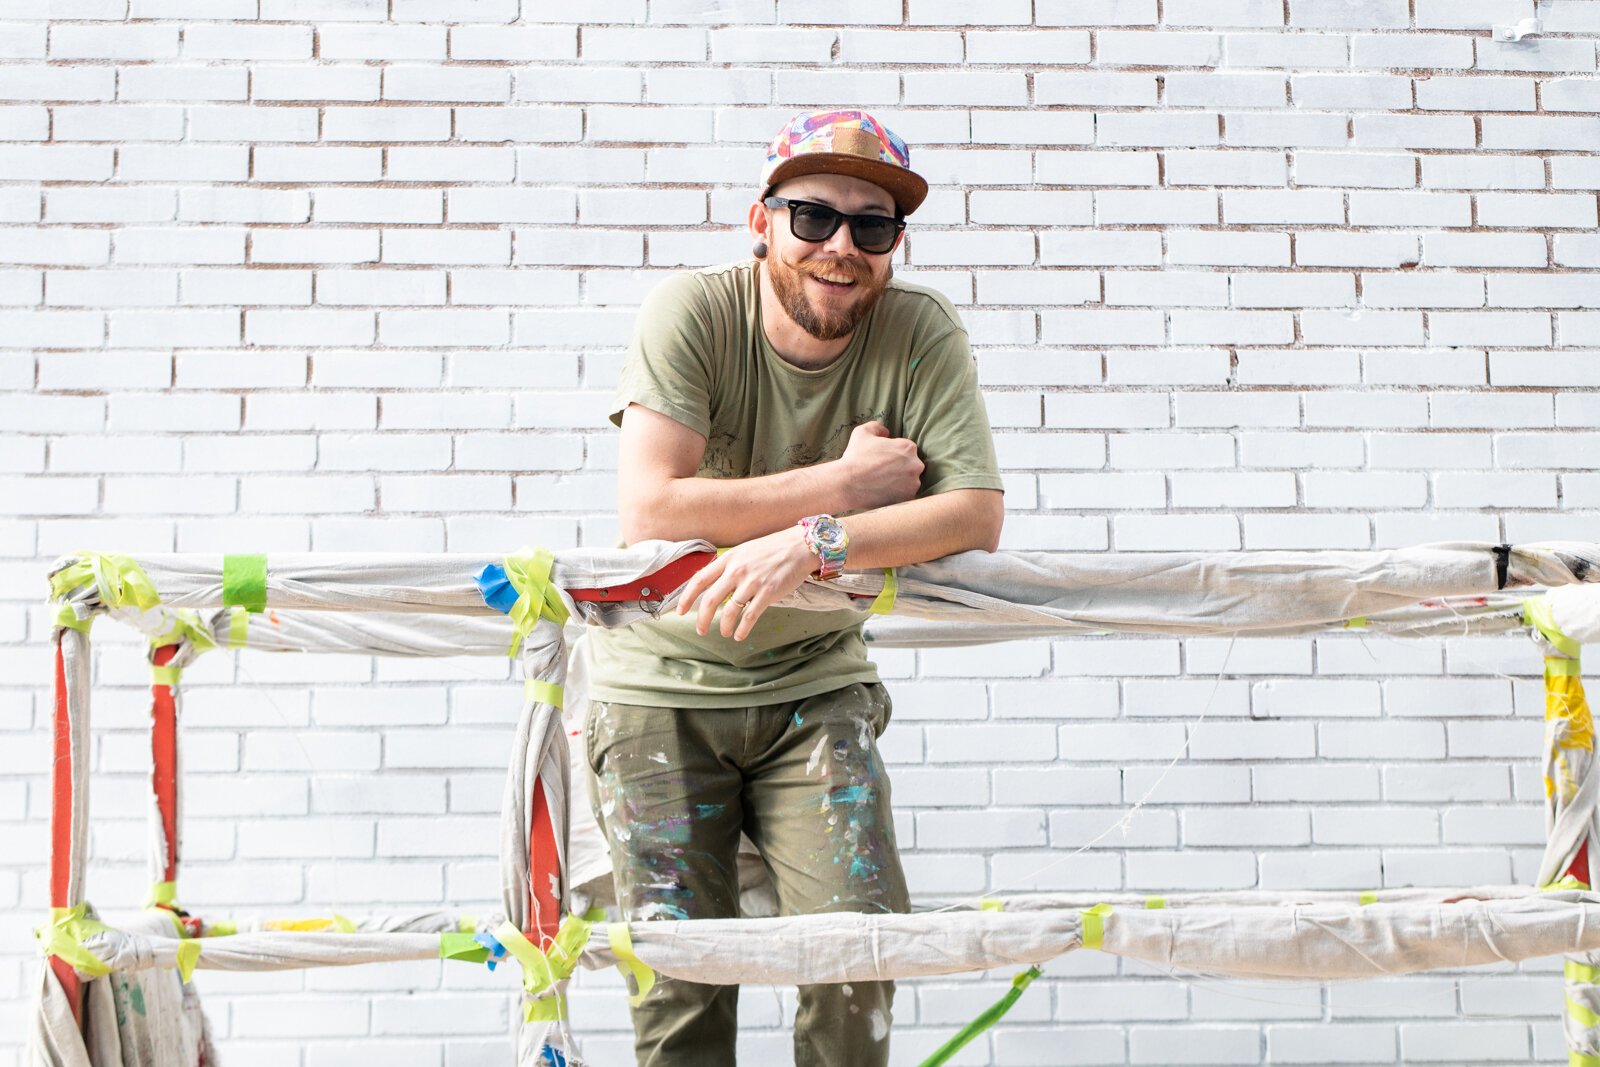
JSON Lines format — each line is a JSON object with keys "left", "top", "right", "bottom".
{"left": 761, "top": 173, "right": 899, "bottom": 342}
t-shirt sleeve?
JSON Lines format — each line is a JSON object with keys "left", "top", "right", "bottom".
{"left": 902, "top": 325, "right": 1005, "bottom": 498}
{"left": 609, "top": 272, "right": 716, "bottom": 437}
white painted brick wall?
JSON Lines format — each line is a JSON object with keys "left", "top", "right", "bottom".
{"left": 4, "top": 4, "right": 1599, "bottom": 1065}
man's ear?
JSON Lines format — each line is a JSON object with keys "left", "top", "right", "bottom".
{"left": 747, "top": 199, "right": 770, "bottom": 242}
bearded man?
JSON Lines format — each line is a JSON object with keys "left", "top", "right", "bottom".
{"left": 585, "top": 109, "right": 1005, "bottom": 1067}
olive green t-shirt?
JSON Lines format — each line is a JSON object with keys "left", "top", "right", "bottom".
{"left": 587, "top": 260, "right": 1003, "bottom": 709}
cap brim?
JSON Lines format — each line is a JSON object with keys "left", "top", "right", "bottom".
{"left": 762, "top": 154, "right": 929, "bottom": 217}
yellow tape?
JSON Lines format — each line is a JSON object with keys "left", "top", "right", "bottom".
{"left": 152, "top": 609, "right": 217, "bottom": 654}
{"left": 1543, "top": 875, "right": 1591, "bottom": 892}
{"left": 50, "top": 553, "right": 161, "bottom": 612}
{"left": 495, "top": 915, "right": 593, "bottom": 1020}
{"left": 1571, "top": 1053, "right": 1600, "bottom": 1067}
{"left": 333, "top": 914, "right": 356, "bottom": 933}
{"left": 1550, "top": 658, "right": 1584, "bottom": 677}
{"left": 54, "top": 605, "right": 94, "bottom": 633}
{"left": 1570, "top": 995, "right": 1600, "bottom": 1029}
{"left": 145, "top": 881, "right": 177, "bottom": 908}
{"left": 204, "top": 920, "right": 237, "bottom": 937}
{"left": 979, "top": 898, "right": 1004, "bottom": 912}
{"left": 502, "top": 546, "right": 570, "bottom": 658}
{"left": 1527, "top": 596, "right": 1583, "bottom": 660}
{"left": 264, "top": 917, "right": 344, "bottom": 932}
{"left": 869, "top": 568, "right": 897, "bottom": 615}
{"left": 495, "top": 920, "right": 556, "bottom": 992}
{"left": 1344, "top": 616, "right": 1368, "bottom": 629}
{"left": 524, "top": 679, "right": 564, "bottom": 708}
{"left": 526, "top": 994, "right": 566, "bottom": 1022}
{"left": 1569, "top": 961, "right": 1600, "bottom": 984}
{"left": 1359, "top": 892, "right": 1378, "bottom": 906}
{"left": 1079, "top": 903, "right": 1112, "bottom": 950}
{"left": 150, "top": 664, "right": 181, "bottom": 687}
{"left": 175, "top": 939, "right": 201, "bottom": 983}
{"left": 37, "top": 905, "right": 113, "bottom": 978}
{"left": 1144, "top": 897, "right": 1166, "bottom": 910}
{"left": 608, "top": 922, "right": 656, "bottom": 1006}
{"left": 458, "top": 914, "right": 477, "bottom": 934}
{"left": 227, "top": 605, "right": 249, "bottom": 648}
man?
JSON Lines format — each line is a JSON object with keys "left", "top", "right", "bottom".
{"left": 585, "top": 109, "right": 1004, "bottom": 1067}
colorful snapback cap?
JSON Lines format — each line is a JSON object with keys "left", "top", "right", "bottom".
{"left": 760, "top": 109, "right": 928, "bottom": 217}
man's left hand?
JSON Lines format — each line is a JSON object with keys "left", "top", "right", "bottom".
{"left": 675, "top": 525, "right": 818, "bottom": 641}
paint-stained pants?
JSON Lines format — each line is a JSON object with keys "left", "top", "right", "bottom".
{"left": 587, "top": 682, "right": 911, "bottom": 1067}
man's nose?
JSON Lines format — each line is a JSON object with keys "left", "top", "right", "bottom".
{"left": 821, "top": 221, "right": 860, "bottom": 257}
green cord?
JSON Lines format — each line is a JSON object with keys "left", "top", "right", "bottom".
{"left": 917, "top": 965, "right": 1043, "bottom": 1067}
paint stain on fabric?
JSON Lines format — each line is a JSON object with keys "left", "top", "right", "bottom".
{"left": 793, "top": 710, "right": 804, "bottom": 726}
{"left": 129, "top": 985, "right": 146, "bottom": 1017}
{"left": 635, "top": 901, "right": 690, "bottom": 921}
{"left": 805, "top": 735, "right": 828, "bottom": 776}
{"left": 869, "top": 1009, "right": 888, "bottom": 1041}
{"left": 829, "top": 784, "right": 874, "bottom": 805}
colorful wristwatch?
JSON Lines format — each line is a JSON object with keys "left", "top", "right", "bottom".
{"left": 798, "top": 514, "right": 849, "bottom": 580}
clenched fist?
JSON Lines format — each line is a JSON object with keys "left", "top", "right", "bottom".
{"left": 838, "top": 421, "right": 924, "bottom": 512}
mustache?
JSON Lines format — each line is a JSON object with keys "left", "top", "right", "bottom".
{"left": 791, "top": 257, "right": 872, "bottom": 284}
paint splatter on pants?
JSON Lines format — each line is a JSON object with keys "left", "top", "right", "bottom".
{"left": 587, "top": 682, "right": 911, "bottom": 1067}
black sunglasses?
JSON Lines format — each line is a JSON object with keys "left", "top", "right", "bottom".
{"left": 763, "top": 196, "right": 905, "bottom": 255}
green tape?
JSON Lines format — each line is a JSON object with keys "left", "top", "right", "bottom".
{"left": 526, "top": 994, "right": 566, "bottom": 1022}
{"left": 1080, "top": 903, "right": 1111, "bottom": 950}
{"left": 227, "top": 606, "right": 249, "bottom": 648}
{"left": 439, "top": 932, "right": 490, "bottom": 964}
{"left": 502, "top": 547, "right": 570, "bottom": 658}
{"left": 1526, "top": 596, "right": 1583, "bottom": 660}
{"left": 525, "top": 679, "right": 564, "bottom": 708}
{"left": 223, "top": 554, "right": 267, "bottom": 614}
{"left": 609, "top": 922, "right": 656, "bottom": 1006}
{"left": 869, "top": 568, "right": 897, "bottom": 615}
{"left": 175, "top": 939, "right": 201, "bottom": 983}
{"left": 54, "top": 605, "right": 94, "bottom": 633}
{"left": 917, "top": 966, "right": 1043, "bottom": 1067}
{"left": 37, "top": 905, "right": 113, "bottom": 978}
{"left": 1542, "top": 875, "right": 1590, "bottom": 892}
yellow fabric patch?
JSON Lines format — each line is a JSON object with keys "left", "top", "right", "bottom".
{"left": 1547, "top": 668, "right": 1594, "bottom": 753}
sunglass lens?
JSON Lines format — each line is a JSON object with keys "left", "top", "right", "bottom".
{"left": 790, "top": 203, "right": 841, "bottom": 242}
{"left": 851, "top": 218, "right": 898, "bottom": 253}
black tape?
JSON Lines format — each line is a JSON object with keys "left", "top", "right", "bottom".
{"left": 1493, "top": 544, "right": 1510, "bottom": 590}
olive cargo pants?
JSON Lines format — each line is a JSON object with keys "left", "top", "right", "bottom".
{"left": 586, "top": 682, "right": 911, "bottom": 1067}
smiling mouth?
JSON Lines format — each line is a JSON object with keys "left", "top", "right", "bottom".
{"left": 809, "top": 273, "right": 858, "bottom": 294}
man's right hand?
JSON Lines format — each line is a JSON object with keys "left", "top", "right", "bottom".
{"left": 838, "top": 421, "right": 924, "bottom": 512}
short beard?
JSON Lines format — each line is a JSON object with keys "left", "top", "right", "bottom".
{"left": 767, "top": 254, "right": 891, "bottom": 341}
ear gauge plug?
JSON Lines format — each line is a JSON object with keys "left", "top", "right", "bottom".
{"left": 752, "top": 241, "right": 768, "bottom": 259}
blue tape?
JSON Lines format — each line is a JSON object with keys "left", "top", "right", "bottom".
{"left": 474, "top": 563, "right": 520, "bottom": 616}
{"left": 474, "top": 930, "right": 508, "bottom": 972}
{"left": 540, "top": 1047, "right": 568, "bottom": 1067}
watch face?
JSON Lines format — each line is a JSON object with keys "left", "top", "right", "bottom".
{"left": 812, "top": 517, "right": 847, "bottom": 551}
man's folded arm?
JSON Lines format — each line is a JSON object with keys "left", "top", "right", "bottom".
{"left": 617, "top": 403, "right": 856, "bottom": 546}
